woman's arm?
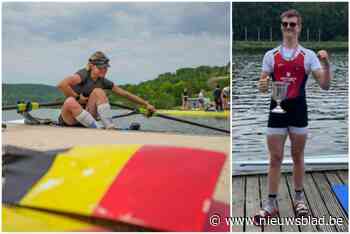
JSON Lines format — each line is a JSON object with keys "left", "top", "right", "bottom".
{"left": 57, "top": 74, "right": 82, "bottom": 98}
{"left": 112, "top": 85, "right": 156, "bottom": 112}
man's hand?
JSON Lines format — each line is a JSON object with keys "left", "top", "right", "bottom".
{"left": 317, "top": 50, "right": 330, "bottom": 67}
{"left": 259, "top": 76, "right": 270, "bottom": 93}
{"left": 313, "top": 50, "right": 331, "bottom": 90}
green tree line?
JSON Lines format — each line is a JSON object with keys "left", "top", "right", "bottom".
{"left": 3, "top": 64, "right": 230, "bottom": 109}
{"left": 233, "top": 2, "right": 348, "bottom": 42}
{"left": 109, "top": 64, "right": 229, "bottom": 109}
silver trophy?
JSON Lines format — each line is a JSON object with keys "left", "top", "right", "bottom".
{"left": 271, "top": 81, "right": 289, "bottom": 113}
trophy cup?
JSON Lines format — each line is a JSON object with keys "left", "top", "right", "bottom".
{"left": 271, "top": 81, "right": 289, "bottom": 113}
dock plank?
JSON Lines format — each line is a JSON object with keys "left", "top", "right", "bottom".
{"left": 326, "top": 172, "right": 349, "bottom": 222}
{"left": 337, "top": 170, "right": 348, "bottom": 184}
{"left": 278, "top": 175, "right": 299, "bottom": 232}
{"left": 232, "top": 170, "right": 347, "bottom": 232}
{"left": 259, "top": 175, "right": 281, "bottom": 232}
{"left": 313, "top": 172, "right": 348, "bottom": 232}
{"left": 245, "top": 176, "right": 262, "bottom": 232}
{"left": 286, "top": 174, "right": 316, "bottom": 232}
{"left": 232, "top": 176, "right": 245, "bottom": 232}
{"left": 304, "top": 173, "right": 337, "bottom": 232}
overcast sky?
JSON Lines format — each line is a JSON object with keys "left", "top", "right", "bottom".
{"left": 3, "top": 2, "right": 229, "bottom": 86}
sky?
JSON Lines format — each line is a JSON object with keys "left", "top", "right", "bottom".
{"left": 3, "top": 2, "right": 230, "bottom": 86}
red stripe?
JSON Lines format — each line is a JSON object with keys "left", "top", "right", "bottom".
{"left": 77, "top": 226, "right": 112, "bottom": 232}
{"left": 203, "top": 200, "right": 230, "bottom": 232}
{"left": 93, "top": 145, "right": 226, "bottom": 231}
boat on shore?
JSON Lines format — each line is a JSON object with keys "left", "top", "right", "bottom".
{"left": 3, "top": 117, "right": 230, "bottom": 231}
{"left": 233, "top": 154, "right": 348, "bottom": 176}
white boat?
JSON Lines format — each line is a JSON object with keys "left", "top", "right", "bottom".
{"left": 233, "top": 154, "right": 349, "bottom": 175}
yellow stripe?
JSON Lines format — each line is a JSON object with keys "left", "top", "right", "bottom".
{"left": 3, "top": 206, "right": 97, "bottom": 231}
{"left": 20, "top": 145, "right": 141, "bottom": 215}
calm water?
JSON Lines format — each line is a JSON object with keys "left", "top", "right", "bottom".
{"left": 3, "top": 109, "right": 229, "bottom": 136}
{"left": 232, "top": 52, "right": 348, "bottom": 162}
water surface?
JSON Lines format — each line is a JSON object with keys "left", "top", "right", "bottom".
{"left": 232, "top": 52, "right": 348, "bottom": 162}
{"left": 3, "top": 109, "right": 229, "bottom": 136}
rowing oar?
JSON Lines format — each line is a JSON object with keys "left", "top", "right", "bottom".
{"left": 3, "top": 101, "right": 64, "bottom": 111}
{"left": 110, "top": 102, "right": 230, "bottom": 134}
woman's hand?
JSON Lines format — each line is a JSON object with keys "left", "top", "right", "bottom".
{"left": 145, "top": 103, "right": 156, "bottom": 117}
{"left": 78, "top": 94, "right": 89, "bottom": 105}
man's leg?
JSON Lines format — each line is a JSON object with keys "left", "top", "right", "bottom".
{"left": 61, "top": 97, "right": 98, "bottom": 128}
{"left": 289, "top": 127, "right": 307, "bottom": 197}
{"left": 267, "top": 130, "right": 287, "bottom": 196}
{"left": 254, "top": 128, "right": 287, "bottom": 224}
{"left": 289, "top": 127, "right": 308, "bottom": 216}
{"left": 87, "top": 88, "right": 114, "bottom": 129}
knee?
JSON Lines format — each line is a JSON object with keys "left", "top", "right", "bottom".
{"left": 292, "top": 154, "right": 304, "bottom": 166}
{"left": 64, "top": 97, "right": 80, "bottom": 109}
{"left": 90, "top": 88, "right": 107, "bottom": 98}
{"left": 270, "top": 153, "right": 283, "bottom": 168}
{"left": 291, "top": 148, "right": 304, "bottom": 159}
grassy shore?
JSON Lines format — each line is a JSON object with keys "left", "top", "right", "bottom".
{"left": 233, "top": 41, "right": 348, "bottom": 53}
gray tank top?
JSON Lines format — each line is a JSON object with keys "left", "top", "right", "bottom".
{"left": 72, "top": 68, "right": 114, "bottom": 97}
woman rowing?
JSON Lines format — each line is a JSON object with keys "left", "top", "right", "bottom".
{"left": 57, "top": 51, "right": 156, "bottom": 129}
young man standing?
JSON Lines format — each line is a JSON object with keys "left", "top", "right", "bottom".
{"left": 255, "top": 9, "right": 332, "bottom": 223}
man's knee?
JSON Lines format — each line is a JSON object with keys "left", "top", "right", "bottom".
{"left": 270, "top": 152, "right": 283, "bottom": 168}
{"left": 292, "top": 154, "right": 304, "bottom": 166}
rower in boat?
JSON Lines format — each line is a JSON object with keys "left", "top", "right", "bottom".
{"left": 57, "top": 51, "right": 156, "bottom": 129}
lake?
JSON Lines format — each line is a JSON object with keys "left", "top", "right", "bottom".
{"left": 3, "top": 109, "right": 229, "bottom": 136}
{"left": 232, "top": 51, "right": 348, "bottom": 162}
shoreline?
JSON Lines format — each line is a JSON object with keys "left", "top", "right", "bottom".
{"left": 233, "top": 41, "right": 348, "bottom": 53}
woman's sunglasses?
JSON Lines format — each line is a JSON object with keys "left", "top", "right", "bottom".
{"left": 281, "top": 22, "right": 297, "bottom": 28}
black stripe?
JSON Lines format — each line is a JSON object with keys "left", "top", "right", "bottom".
{"left": 3, "top": 146, "right": 66, "bottom": 204}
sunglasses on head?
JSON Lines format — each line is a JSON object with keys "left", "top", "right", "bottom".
{"left": 281, "top": 22, "right": 297, "bottom": 28}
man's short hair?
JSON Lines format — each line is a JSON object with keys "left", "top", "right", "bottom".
{"left": 280, "top": 9, "right": 302, "bottom": 25}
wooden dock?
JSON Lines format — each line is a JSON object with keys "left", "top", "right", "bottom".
{"left": 232, "top": 170, "right": 348, "bottom": 232}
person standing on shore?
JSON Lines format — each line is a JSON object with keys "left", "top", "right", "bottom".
{"left": 182, "top": 88, "right": 189, "bottom": 110}
{"left": 198, "top": 89, "right": 205, "bottom": 110}
{"left": 254, "top": 9, "right": 332, "bottom": 224}
{"left": 221, "top": 86, "right": 230, "bottom": 110}
{"left": 213, "top": 85, "right": 223, "bottom": 111}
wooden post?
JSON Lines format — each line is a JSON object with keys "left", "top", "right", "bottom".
{"left": 245, "top": 27, "right": 247, "bottom": 41}
{"left": 318, "top": 29, "right": 321, "bottom": 42}
{"left": 307, "top": 28, "right": 310, "bottom": 41}
{"left": 258, "top": 27, "right": 260, "bottom": 41}
{"left": 270, "top": 27, "right": 272, "bottom": 42}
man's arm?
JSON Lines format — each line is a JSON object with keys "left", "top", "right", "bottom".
{"left": 312, "top": 50, "right": 332, "bottom": 90}
{"left": 112, "top": 85, "right": 156, "bottom": 112}
{"left": 259, "top": 72, "right": 270, "bottom": 93}
{"left": 57, "top": 74, "right": 82, "bottom": 98}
